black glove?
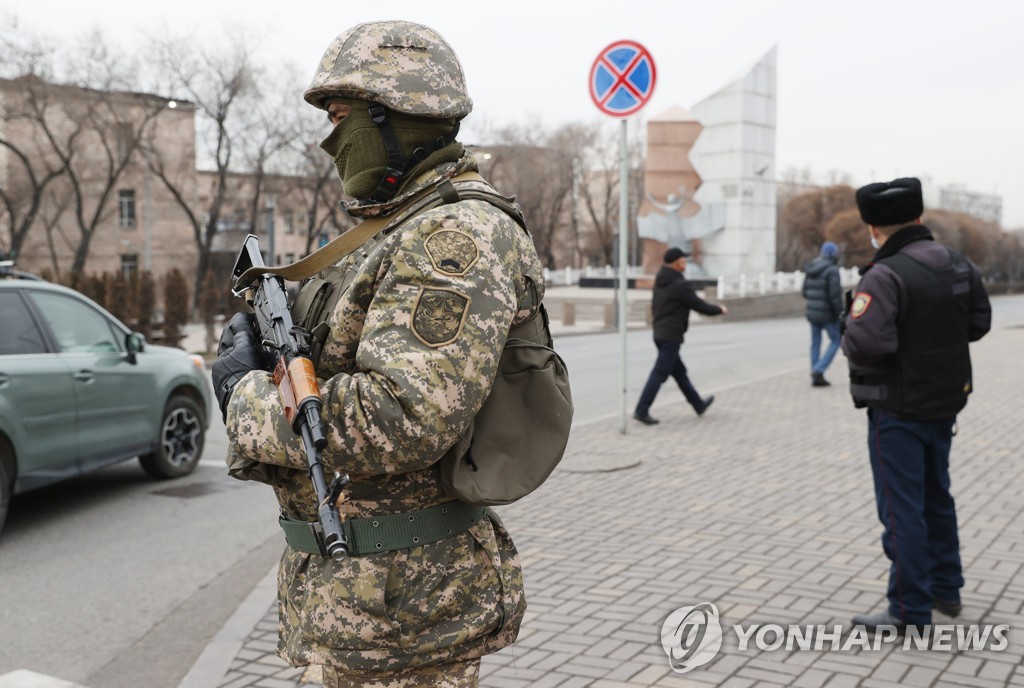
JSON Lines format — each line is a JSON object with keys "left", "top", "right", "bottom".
{"left": 212, "top": 312, "right": 266, "bottom": 421}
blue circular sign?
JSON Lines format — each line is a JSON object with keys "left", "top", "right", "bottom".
{"left": 589, "top": 40, "right": 657, "bottom": 117}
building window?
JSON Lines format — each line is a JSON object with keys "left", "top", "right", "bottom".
{"left": 121, "top": 254, "right": 138, "bottom": 280}
{"left": 116, "top": 123, "right": 133, "bottom": 161}
{"left": 119, "top": 190, "right": 136, "bottom": 229}
{"left": 283, "top": 210, "right": 295, "bottom": 234}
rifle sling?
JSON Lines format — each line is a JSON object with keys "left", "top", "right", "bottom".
{"left": 235, "top": 171, "right": 487, "bottom": 285}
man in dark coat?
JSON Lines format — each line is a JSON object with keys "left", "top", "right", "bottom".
{"left": 801, "top": 241, "right": 844, "bottom": 387}
{"left": 842, "top": 177, "right": 991, "bottom": 633}
{"left": 634, "top": 247, "right": 728, "bottom": 425}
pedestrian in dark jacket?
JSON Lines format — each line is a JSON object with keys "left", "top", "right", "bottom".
{"left": 801, "top": 241, "right": 844, "bottom": 386}
{"left": 842, "top": 177, "right": 991, "bottom": 633}
{"left": 634, "top": 247, "right": 728, "bottom": 425}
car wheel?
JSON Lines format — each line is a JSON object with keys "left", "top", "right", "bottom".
{"left": 140, "top": 396, "right": 205, "bottom": 479}
{"left": 0, "top": 460, "right": 9, "bottom": 535}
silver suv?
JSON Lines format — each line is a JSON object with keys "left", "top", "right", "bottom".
{"left": 0, "top": 268, "right": 211, "bottom": 533}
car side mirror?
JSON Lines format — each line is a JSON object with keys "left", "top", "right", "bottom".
{"left": 126, "top": 332, "right": 145, "bottom": 365}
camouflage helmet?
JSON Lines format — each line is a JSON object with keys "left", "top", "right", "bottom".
{"left": 304, "top": 21, "right": 472, "bottom": 119}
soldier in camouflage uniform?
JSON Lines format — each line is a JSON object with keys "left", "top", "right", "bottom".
{"left": 211, "top": 21, "right": 542, "bottom": 688}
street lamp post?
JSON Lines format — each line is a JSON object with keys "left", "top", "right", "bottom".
{"left": 264, "top": 195, "right": 276, "bottom": 265}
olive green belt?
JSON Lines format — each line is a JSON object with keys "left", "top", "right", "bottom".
{"left": 279, "top": 500, "right": 487, "bottom": 557}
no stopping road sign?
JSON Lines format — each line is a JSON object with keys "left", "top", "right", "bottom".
{"left": 589, "top": 40, "right": 657, "bottom": 117}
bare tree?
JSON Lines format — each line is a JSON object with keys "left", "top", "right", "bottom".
{"left": 777, "top": 185, "right": 858, "bottom": 271}
{"left": 0, "top": 26, "right": 69, "bottom": 258}
{"left": 238, "top": 69, "right": 295, "bottom": 242}
{"left": 822, "top": 208, "right": 871, "bottom": 267}
{"left": 37, "top": 183, "right": 76, "bottom": 277}
{"left": 484, "top": 120, "right": 576, "bottom": 270}
{"left": 237, "top": 67, "right": 353, "bottom": 259}
{"left": 549, "top": 123, "right": 599, "bottom": 268}
{"left": 1, "top": 27, "right": 169, "bottom": 279}
{"left": 149, "top": 32, "right": 259, "bottom": 300}
{"left": 574, "top": 120, "right": 646, "bottom": 267}
{"left": 279, "top": 106, "right": 350, "bottom": 255}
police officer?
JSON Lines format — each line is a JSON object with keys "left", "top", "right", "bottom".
{"left": 212, "top": 21, "right": 540, "bottom": 687}
{"left": 842, "top": 177, "right": 991, "bottom": 631}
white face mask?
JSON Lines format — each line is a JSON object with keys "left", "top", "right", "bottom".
{"left": 870, "top": 235, "right": 881, "bottom": 250}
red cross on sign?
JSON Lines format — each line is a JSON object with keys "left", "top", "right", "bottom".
{"left": 589, "top": 40, "right": 657, "bottom": 117}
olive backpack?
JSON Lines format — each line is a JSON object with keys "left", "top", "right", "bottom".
{"left": 270, "top": 172, "right": 573, "bottom": 506}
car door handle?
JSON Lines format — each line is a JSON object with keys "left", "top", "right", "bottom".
{"left": 74, "top": 371, "right": 95, "bottom": 383}
{"left": 0, "top": 374, "right": 9, "bottom": 388}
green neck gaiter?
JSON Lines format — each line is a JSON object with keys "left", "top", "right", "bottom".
{"left": 319, "top": 100, "right": 463, "bottom": 201}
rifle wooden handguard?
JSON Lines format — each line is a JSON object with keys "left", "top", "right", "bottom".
{"left": 273, "top": 357, "right": 321, "bottom": 428}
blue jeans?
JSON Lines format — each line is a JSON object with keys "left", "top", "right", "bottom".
{"left": 810, "top": 320, "right": 841, "bottom": 374}
{"left": 867, "top": 409, "right": 962, "bottom": 624}
{"left": 635, "top": 340, "right": 704, "bottom": 415}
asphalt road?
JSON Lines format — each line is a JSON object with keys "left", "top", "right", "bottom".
{"left": 1, "top": 293, "right": 1022, "bottom": 687}
{"left": 0, "top": 392, "right": 283, "bottom": 688}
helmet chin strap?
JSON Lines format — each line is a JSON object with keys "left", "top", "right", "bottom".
{"left": 367, "top": 104, "right": 460, "bottom": 203}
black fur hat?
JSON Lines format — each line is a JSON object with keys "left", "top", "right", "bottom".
{"left": 855, "top": 177, "right": 924, "bottom": 226}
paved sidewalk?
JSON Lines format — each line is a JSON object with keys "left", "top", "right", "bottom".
{"left": 184, "top": 323, "right": 1024, "bottom": 688}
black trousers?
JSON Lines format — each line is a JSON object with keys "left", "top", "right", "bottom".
{"left": 635, "top": 339, "right": 703, "bottom": 415}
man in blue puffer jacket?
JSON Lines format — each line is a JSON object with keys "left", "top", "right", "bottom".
{"left": 801, "top": 241, "right": 843, "bottom": 387}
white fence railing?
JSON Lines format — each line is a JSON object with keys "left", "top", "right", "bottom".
{"left": 542, "top": 265, "right": 647, "bottom": 286}
{"left": 715, "top": 268, "right": 860, "bottom": 299}
{"left": 543, "top": 265, "right": 861, "bottom": 298}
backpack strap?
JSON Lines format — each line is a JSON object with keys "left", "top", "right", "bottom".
{"left": 507, "top": 303, "right": 553, "bottom": 347}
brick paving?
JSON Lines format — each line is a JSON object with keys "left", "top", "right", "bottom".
{"left": 211, "top": 323, "right": 1024, "bottom": 688}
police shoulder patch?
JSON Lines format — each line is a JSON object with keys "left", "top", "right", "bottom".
{"left": 423, "top": 229, "right": 479, "bottom": 276}
{"left": 411, "top": 288, "right": 471, "bottom": 347}
{"left": 850, "top": 292, "right": 872, "bottom": 319}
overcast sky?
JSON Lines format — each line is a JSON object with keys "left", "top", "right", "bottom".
{"left": 8, "top": 0, "right": 1024, "bottom": 227}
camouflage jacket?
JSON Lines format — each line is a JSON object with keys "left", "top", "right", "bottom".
{"left": 224, "top": 152, "right": 539, "bottom": 675}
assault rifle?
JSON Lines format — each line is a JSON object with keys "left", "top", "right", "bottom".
{"left": 231, "top": 234, "right": 349, "bottom": 560}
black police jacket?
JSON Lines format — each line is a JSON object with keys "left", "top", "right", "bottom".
{"left": 841, "top": 225, "right": 991, "bottom": 420}
{"left": 651, "top": 266, "right": 724, "bottom": 342}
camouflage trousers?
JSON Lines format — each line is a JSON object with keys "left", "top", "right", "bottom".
{"left": 322, "top": 660, "right": 480, "bottom": 687}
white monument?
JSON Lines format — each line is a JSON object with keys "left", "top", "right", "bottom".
{"left": 688, "top": 47, "right": 778, "bottom": 277}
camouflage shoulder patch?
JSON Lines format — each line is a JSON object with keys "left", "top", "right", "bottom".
{"left": 424, "top": 229, "right": 479, "bottom": 276}
{"left": 412, "top": 288, "right": 471, "bottom": 347}
{"left": 850, "top": 292, "right": 872, "bottom": 319}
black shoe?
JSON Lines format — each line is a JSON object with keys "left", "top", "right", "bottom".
{"left": 696, "top": 395, "right": 714, "bottom": 416}
{"left": 851, "top": 610, "right": 907, "bottom": 634}
{"left": 811, "top": 372, "right": 830, "bottom": 387}
{"left": 633, "top": 412, "right": 659, "bottom": 425}
{"left": 933, "top": 597, "right": 962, "bottom": 618}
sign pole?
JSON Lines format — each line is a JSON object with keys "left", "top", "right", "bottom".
{"left": 618, "top": 118, "right": 629, "bottom": 434}
{"left": 588, "top": 38, "right": 656, "bottom": 436}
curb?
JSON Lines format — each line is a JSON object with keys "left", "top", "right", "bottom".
{"left": 177, "top": 565, "right": 278, "bottom": 688}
